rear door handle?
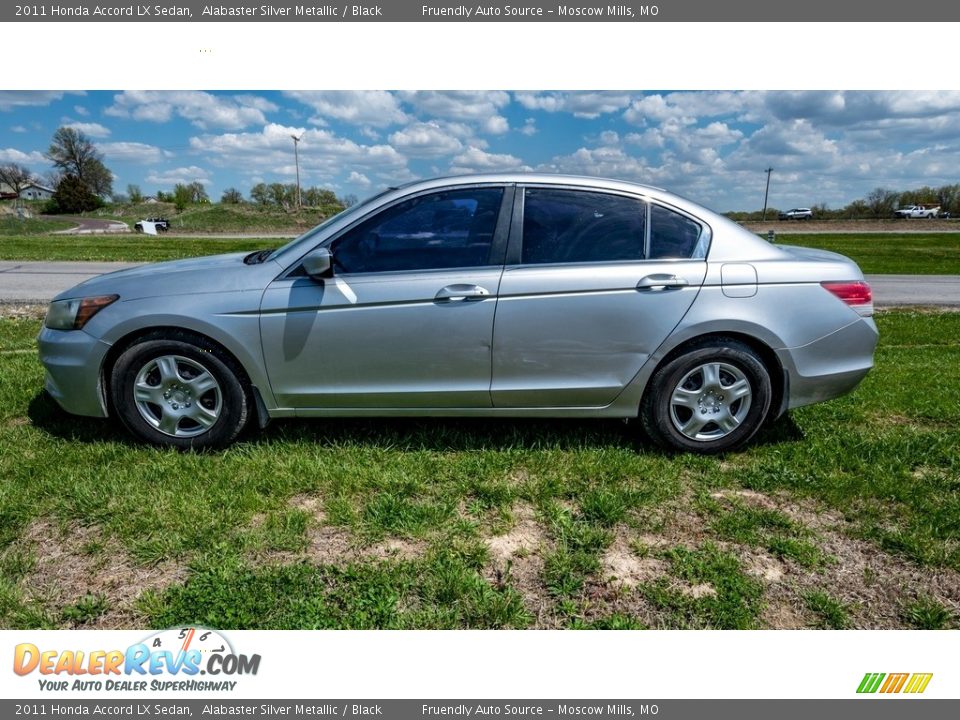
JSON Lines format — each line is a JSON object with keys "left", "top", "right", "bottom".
{"left": 636, "top": 274, "right": 689, "bottom": 291}
{"left": 435, "top": 284, "right": 490, "bottom": 302}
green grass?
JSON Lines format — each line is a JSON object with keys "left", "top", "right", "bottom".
{"left": 803, "top": 591, "right": 852, "bottom": 629}
{"left": 0, "top": 217, "right": 76, "bottom": 236}
{"left": 77, "top": 201, "right": 343, "bottom": 234}
{"left": 0, "top": 310, "right": 958, "bottom": 629}
{"left": 0, "top": 234, "right": 277, "bottom": 262}
{"left": 777, "top": 233, "right": 960, "bottom": 274}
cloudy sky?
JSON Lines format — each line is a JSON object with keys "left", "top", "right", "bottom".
{"left": 2, "top": 90, "right": 958, "bottom": 210}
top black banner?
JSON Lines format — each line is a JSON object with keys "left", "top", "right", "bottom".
{"left": 5, "top": 0, "right": 957, "bottom": 22}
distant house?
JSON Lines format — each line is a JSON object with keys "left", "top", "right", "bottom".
{"left": 18, "top": 182, "right": 54, "bottom": 201}
{"left": 0, "top": 181, "right": 54, "bottom": 201}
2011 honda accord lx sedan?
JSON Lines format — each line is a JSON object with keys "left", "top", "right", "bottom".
{"left": 38, "top": 174, "right": 879, "bottom": 452}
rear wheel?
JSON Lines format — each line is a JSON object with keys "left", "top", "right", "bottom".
{"left": 110, "top": 333, "right": 251, "bottom": 449}
{"left": 640, "top": 339, "right": 772, "bottom": 453}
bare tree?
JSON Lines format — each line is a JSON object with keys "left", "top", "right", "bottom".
{"left": 46, "top": 126, "right": 113, "bottom": 197}
{"left": 0, "top": 163, "right": 34, "bottom": 197}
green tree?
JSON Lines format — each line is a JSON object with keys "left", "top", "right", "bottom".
{"left": 221, "top": 187, "right": 244, "bottom": 204}
{"left": 127, "top": 184, "right": 143, "bottom": 204}
{"left": 866, "top": 187, "right": 899, "bottom": 218}
{"left": 48, "top": 174, "right": 103, "bottom": 214}
{"left": 172, "top": 183, "right": 193, "bottom": 213}
{"left": 46, "top": 126, "right": 113, "bottom": 197}
{"left": 250, "top": 183, "right": 270, "bottom": 206}
{"left": 186, "top": 181, "right": 208, "bottom": 203}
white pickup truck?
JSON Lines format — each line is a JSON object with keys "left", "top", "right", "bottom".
{"left": 894, "top": 204, "right": 940, "bottom": 219}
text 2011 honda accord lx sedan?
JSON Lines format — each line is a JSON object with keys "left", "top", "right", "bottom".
{"left": 38, "top": 174, "right": 878, "bottom": 452}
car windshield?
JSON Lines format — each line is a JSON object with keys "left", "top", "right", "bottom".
{"left": 266, "top": 187, "right": 397, "bottom": 261}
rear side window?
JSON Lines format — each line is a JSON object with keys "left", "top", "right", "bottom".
{"left": 521, "top": 188, "right": 646, "bottom": 265}
{"left": 649, "top": 204, "right": 703, "bottom": 259}
{"left": 330, "top": 187, "right": 503, "bottom": 273}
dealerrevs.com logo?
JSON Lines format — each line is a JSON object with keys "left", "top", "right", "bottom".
{"left": 13, "top": 627, "right": 261, "bottom": 692}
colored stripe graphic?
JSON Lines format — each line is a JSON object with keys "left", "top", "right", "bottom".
{"left": 904, "top": 673, "right": 933, "bottom": 694}
{"left": 857, "top": 673, "right": 885, "bottom": 693}
{"left": 880, "top": 673, "right": 909, "bottom": 693}
{"left": 857, "top": 672, "right": 932, "bottom": 694}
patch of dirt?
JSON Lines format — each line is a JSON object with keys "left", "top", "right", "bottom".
{"left": 4, "top": 417, "right": 29, "bottom": 428}
{"left": 289, "top": 493, "right": 324, "bottom": 517}
{"left": 365, "top": 537, "right": 426, "bottom": 560}
{"left": 743, "top": 551, "right": 787, "bottom": 583}
{"left": 16, "top": 519, "right": 186, "bottom": 629}
{"left": 483, "top": 503, "right": 554, "bottom": 624}
{"left": 601, "top": 535, "right": 667, "bottom": 588}
{"left": 0, "top": 303, "right": 46, "bottom": 319}
{"left": 680, "top": 583, "right": 717, "bottom": 599}
{"left": 761, "top": 599, "right": 809, "bottom": 630}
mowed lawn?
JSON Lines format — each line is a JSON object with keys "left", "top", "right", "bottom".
{"left": 0, "top": 310, "right": 958, "bottom": 630}
{"left": 776, "top": 233, "right": 960, "bottom": 275}
{"left": 1, "top": 232, "right": 960, "bottom": 274}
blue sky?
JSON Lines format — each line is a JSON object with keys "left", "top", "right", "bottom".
{"left": 2, "top": 90, "right": 959, "bottom": 211}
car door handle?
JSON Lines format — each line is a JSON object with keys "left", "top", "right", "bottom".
{"left": 636, "top": 274, "right": 689, "bottom": 291}
{"left": 435, "top": 284, "right": 490, "bottom": 302}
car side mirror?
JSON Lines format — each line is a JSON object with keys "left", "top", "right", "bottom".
{"left": 303, "top": 247, "right": 333, "bottom": 279}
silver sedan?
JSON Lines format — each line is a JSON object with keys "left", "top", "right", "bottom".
{"left": 38, "top": 174, "right": 878, "bottom": 452}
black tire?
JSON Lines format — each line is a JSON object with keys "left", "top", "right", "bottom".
{"left": 110, "top": 331, "right": 251, "bottom": 449}
{"left": 640, "top": 339, "right": 772, "bottom": 454}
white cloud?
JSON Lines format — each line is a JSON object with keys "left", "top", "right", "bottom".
{"left": 10, "top": 125, "right": 27, "bottom": 133}
{"left": 347, "top": 171, "right": 371, "bottom": 188}
{"left": 105, "top": 91, "right": 277, "bottom": 130}
{"left": 101, "top": 142, "right": 172, "bottom": 164}
{"left": 0, "top": 148, "right": 47, "bottom": 165}
{"left": 191, "top": 122, "right": 408, "bottom": 184}
{"left": 515, "top": 91, "right": 632, "bottom": 118}
{"left": 0, "top": 91, "right": 84, "bottom": 112}
{"left": 399, "top": 91, "right": 510, "bottom": 134}
{"left": 73, "top": 105, "right": 89, "bottom": 116}
{"left": 64, "top": 121, "right": 111, "bottom": 138}
{"left": 519, "top": 118, "right": 537, "bottom": 136}
{"left": 388, "top": 121, "right": 463, "bottom": 158}
{"left": 285, "top": 91, "right": 407, "bottom": 128}
{"left": 145, "top": 166, "right": 212, "bottom": 186}
{"left": 449, "top": 146, "right": 530, "bottom": 174}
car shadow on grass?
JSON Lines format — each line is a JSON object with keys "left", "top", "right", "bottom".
{"left": 28, "top": 389, "right": 805, "bottom": 454}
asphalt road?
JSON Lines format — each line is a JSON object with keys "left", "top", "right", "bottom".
{"left": 0, "top": 261, "right": 958, "bottom": 307}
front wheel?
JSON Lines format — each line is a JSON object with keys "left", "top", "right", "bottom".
{"left": 640, "top": 340, "right": 772, "bottom": 453}
{"left": 110, "top": 333, "right": 251, "bottom": 449}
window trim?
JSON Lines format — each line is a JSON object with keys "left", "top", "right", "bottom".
{"left": 507, "top": 184, "right": 711, "bottom": 268}
{"left": 280, "top": 183, "right": 514, "bottom": 280}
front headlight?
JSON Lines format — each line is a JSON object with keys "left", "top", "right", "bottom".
{"left": 44, "top": 295, "right": 119, "bottom": 330}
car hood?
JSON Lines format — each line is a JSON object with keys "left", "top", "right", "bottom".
{"left": 53, "top": 252, "right": 279, "bottom": 302}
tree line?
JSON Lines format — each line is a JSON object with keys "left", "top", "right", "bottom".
{"left": 727, "top": 185, "right": 960, "bottom": 220}
{"left": 0, "top": 126, "right": 353, "bottom": 215}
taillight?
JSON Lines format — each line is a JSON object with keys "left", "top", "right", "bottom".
{"left": 821, "top": 281, "right": 873, "bottom": 316}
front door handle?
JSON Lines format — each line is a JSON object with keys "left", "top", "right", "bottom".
{"left": 637, "top": 274, "right": 689, "bottom": 291}
{"left": 435, "top": 284, "right": 490, "bottom": 302}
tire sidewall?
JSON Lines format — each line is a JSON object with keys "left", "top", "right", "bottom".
{"left": 643, "top": 342, "right": 772, "bottom": 454}
{"left": 110, "top": 336, "right": 248, "bottom": 449}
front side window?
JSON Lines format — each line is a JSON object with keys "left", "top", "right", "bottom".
{"left": 330, "top": 187, "right": 504, "bottom": 273}
{"left": 521, "top": 188, "right": 646, "bottom": 265}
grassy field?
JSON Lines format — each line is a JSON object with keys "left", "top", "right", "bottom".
{"left": 776, "top": 233, "right": 960, "bottom": 274}
{"left": 1, "top": 232, "right": 959, "bottom": 273}
{"left": 0, "top": 217, "right": 76, "bottom": 236}
{"left": 0, "top": 234, "right": 275, "bottom": 262}
{"left": 0, "top": 310, "right": 958, "bottom": 630}
{"left": 78, "top": 201, "right": 341, "bottom": 234}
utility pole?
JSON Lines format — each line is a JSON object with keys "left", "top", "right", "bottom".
{"left": 291, "top": 133, "right": 303, "bottom": 209}
{"left": 762, "top": 167, "right": 773, "bottom": 221}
